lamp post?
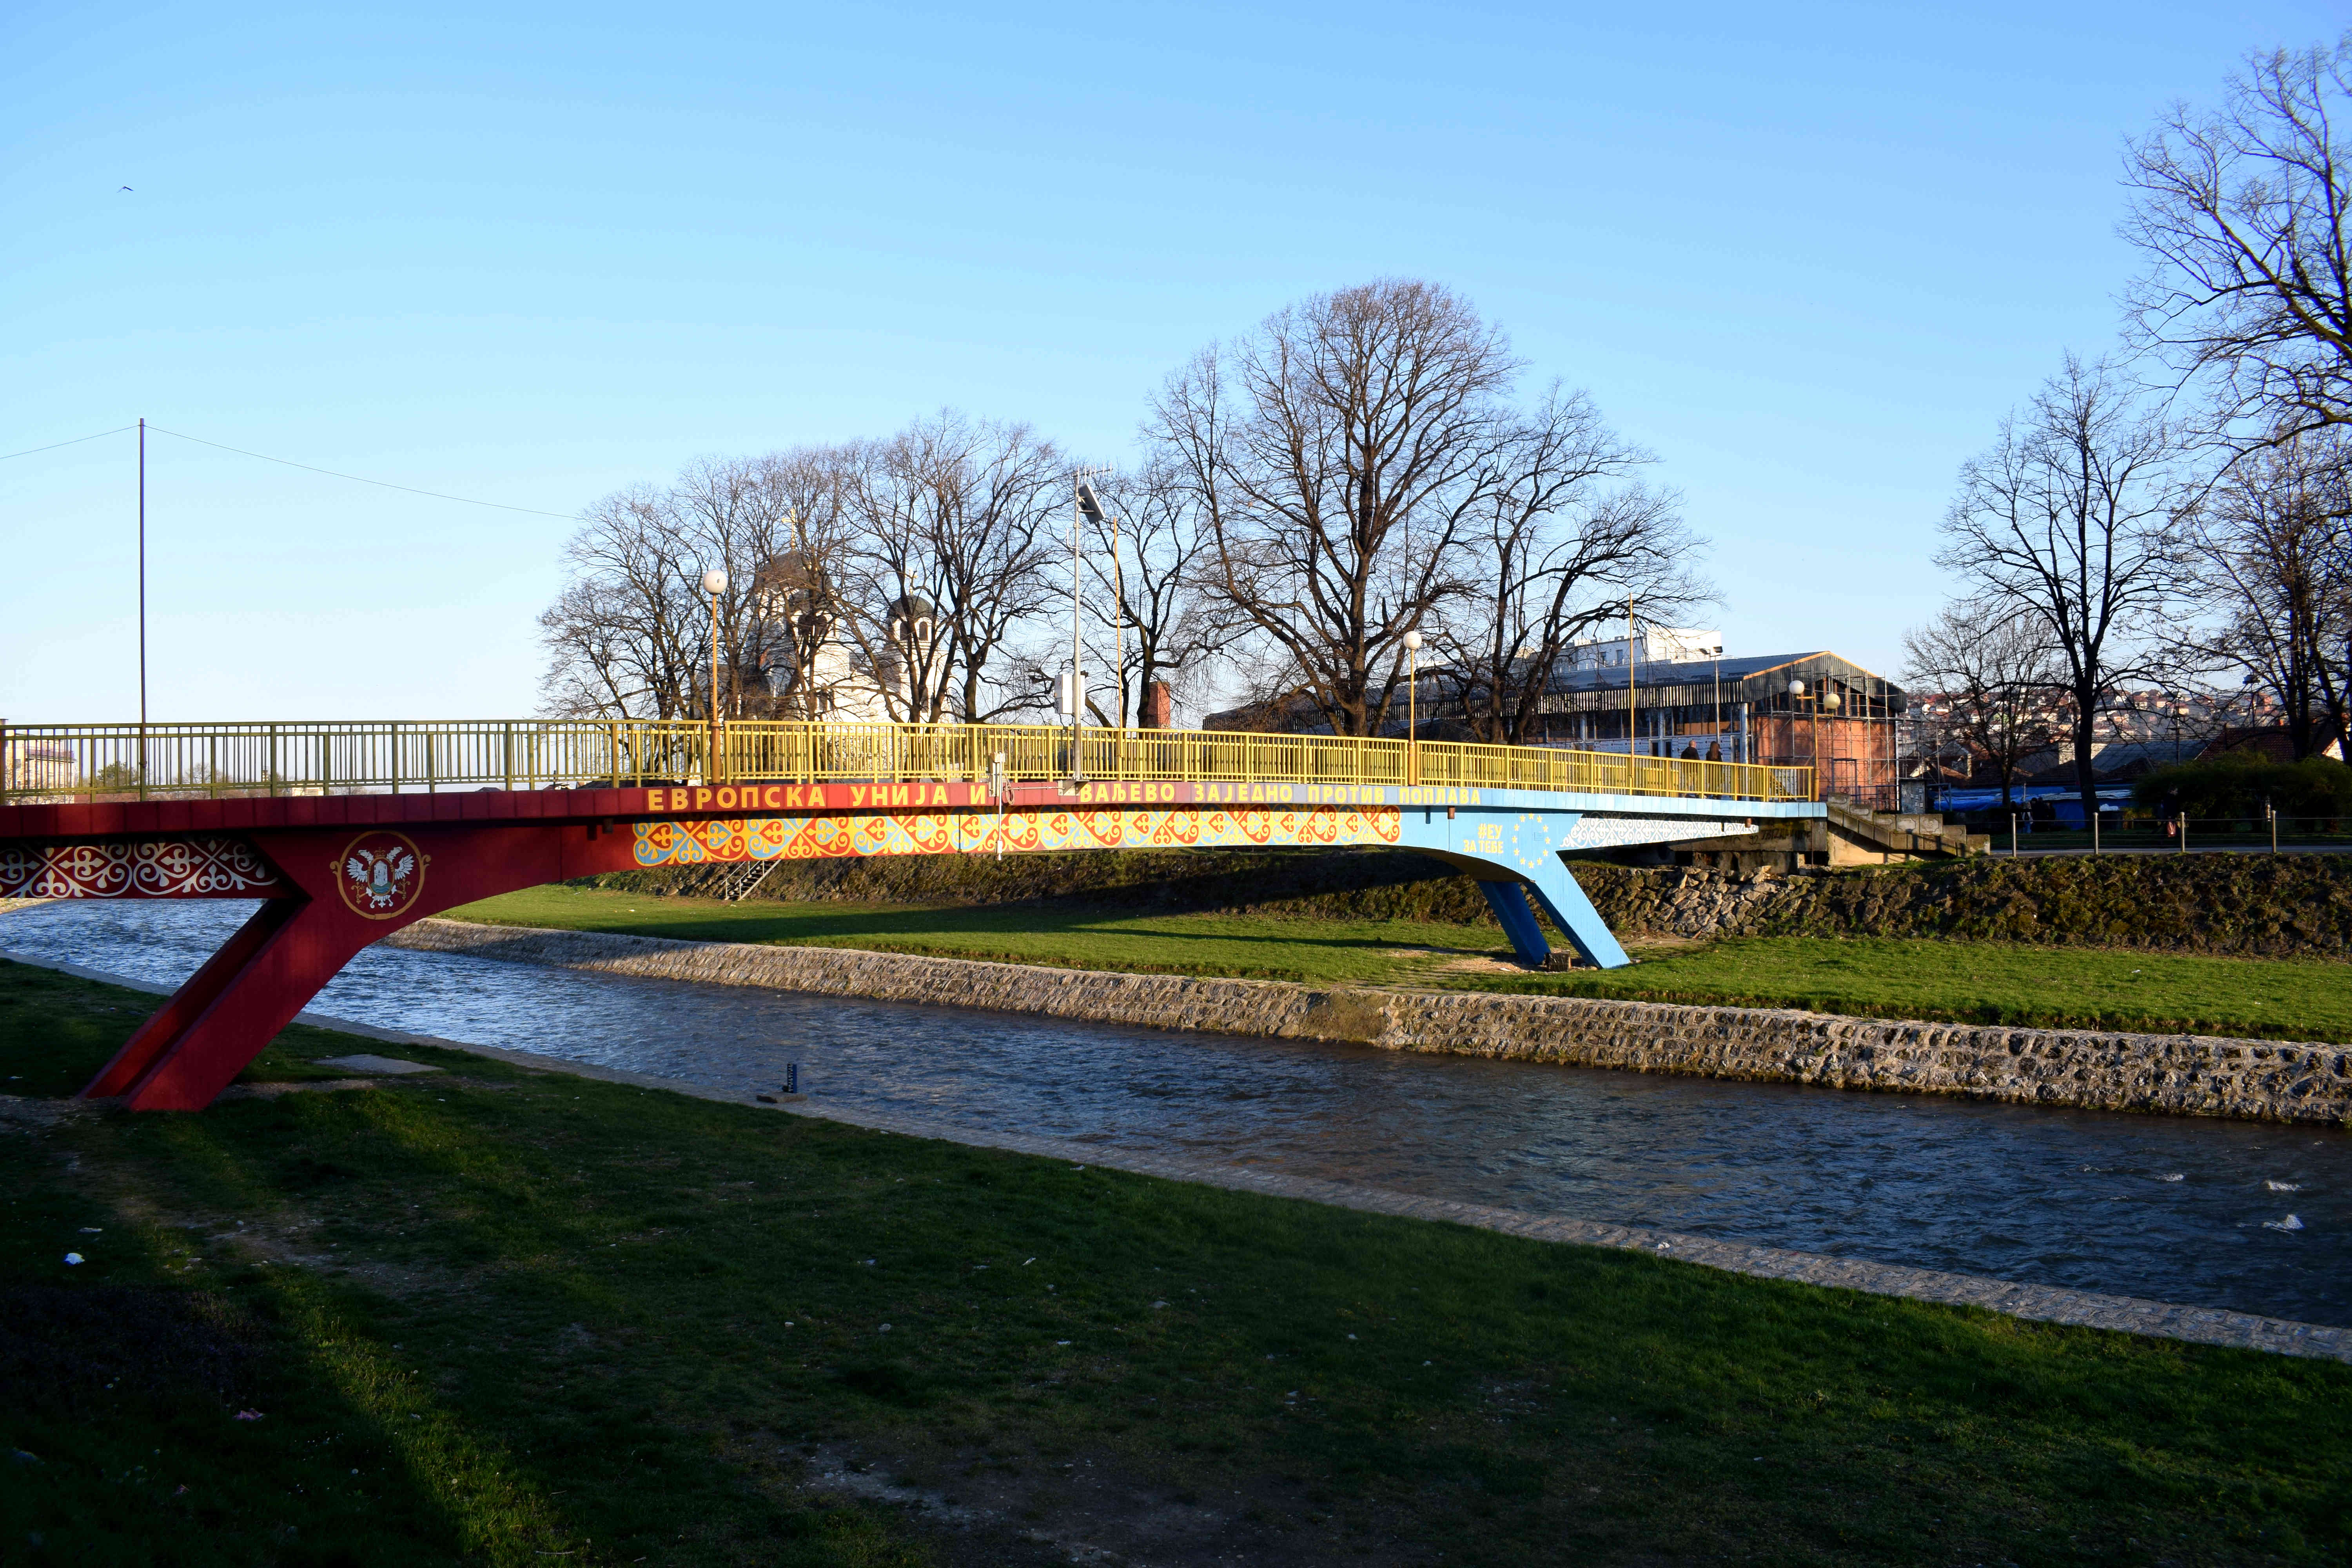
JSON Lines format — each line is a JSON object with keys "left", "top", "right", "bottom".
{"left": 1404, "top": 630, "right": 1423, "bottom": 786}
{"left": 1072, "top": 474, "right": 1112, "bottom": 781}
{"left": 1625, "top": 597, "right": 1637, "bottom": 760}
{"left": 702, "top": 567, "right": 728, "bottom": 782}
{"left": 1789, "top": 679, "right": 1815, "bottom": 800}
{"left": 1819, "top": 688, "right": 1841, "bottom": 800}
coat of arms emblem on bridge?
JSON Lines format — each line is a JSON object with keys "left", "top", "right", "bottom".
{"left": 334, "top": 831, "right": 426, "bottom": 920}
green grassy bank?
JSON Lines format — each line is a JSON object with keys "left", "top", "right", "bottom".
{"left": 454, "top": 885, "right": 2352, "bottom": 1044}
{"left": 579, "top": 846, "right": 2352, "bottom": 960}
{"left": 4, "top": 958, "right": 2350, "bottom": 1566}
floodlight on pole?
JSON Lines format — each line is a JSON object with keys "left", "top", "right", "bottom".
{"left": 1067, "top": 470, "right": 1113, "bottom": 783}
{"left": 1077, "top": 481, "right": 1126, "bottom": 727}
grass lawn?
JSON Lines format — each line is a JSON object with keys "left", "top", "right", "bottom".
{"left": 4, "top": 957, "right": 2350, "bottom": 1567}
{"left": 452, "top": 886, "right": 2352, "bottom": 1044}
{"left": 1480, "top": 936, "right": 2352, "bottom": 1042}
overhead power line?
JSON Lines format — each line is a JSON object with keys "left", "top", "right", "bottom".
{"left": 0, "top": 425, "right": 139, "bottom": 462}
{"left": 147, "top": 425, "right": 582, "bottom": 519}
{"left": 0, "top": 419, "right": 582, "bottom": 519}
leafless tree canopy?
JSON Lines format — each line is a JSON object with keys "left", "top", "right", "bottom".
{"left": 2189, "top": 432, "right": 2352, "bottom": 755}
{"left": 1936, "top": 356, "right": 2191, "bottom": 824}
{"left": 1901, "top": 603, "right": 2063, "bottom": 810}
{"left": 537, "top": 456, "right": 800, "bottom": 720}
{"left": 542, "top": 284, "right": 1707, "bottom": 740}
{"left": 539, "top": 416, "right": 1065, "bottom": 724}
{"left": 1430, "top": 387, "right": 1707, "bottom": 744}
{"left": 1152, "top": 279, "right": 1703, "bottom": 737}
{"left": 1078, "top": 458, "right": 1235, "bottom": 726}
{"left": 836, "top": 414, "right": 1064, "bottom": 723}
{"left": 2124, "top": 34, "right": 2352, "bottom": 445}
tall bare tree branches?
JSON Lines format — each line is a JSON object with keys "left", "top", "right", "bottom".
{"left": 749, "top": 446, "right": 859, "bottom": 720}
{"left": 537, "top": 483, "right": 724, "bottom": 720}
{"left": 1154, "top": 280, "right": 1523, "bottom": 736}
{"left": 544, "top": 417, "right": 1068, "bottom": 726}
{"left": 1936, "top": 356, "right": 2191, "bottom": 827}
{"left": 1429, "top": 387, "right": 1707, "bottom": 744}
{"left": 1901, "top": 603, "right": 2063, "bottom": 810}
{"left": 544, "top": 287, "right": 1708, "bottom": 740}
{"left": 2124, "top": 33, "right": 2352, "bottom": 446}
{"left": 1078, "top": 458, "right": 1232, "bottom": 726}
{"left": 838, "top": 413, "right": 1063, "bottom": 724}
{"left": 2190, "top": 433, "right": 2352, "bottom": 755}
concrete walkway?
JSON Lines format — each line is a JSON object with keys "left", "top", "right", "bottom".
{"left": 8, "top": 949, "right": 2344, "bottom": 1367}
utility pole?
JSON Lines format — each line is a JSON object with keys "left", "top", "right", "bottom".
{"left": 138, "top": 417, "right": 148, "bottom": 800}
{"left": 138, "top": 416, "right": 147, "bottom": 729}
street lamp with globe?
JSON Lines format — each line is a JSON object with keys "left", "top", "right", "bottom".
{"left": 1404, "top": 630, "right": 1423, "bottom": 786}
{"left": 702, "top": 568, "right": 729, "bottom": 780}
{"left": 1788, "top": 679, "right": 1814, "bottom": 800}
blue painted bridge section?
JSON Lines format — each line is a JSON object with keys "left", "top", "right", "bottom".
{"left": 1377, "top": 789, "right": 1823, "bottom": 969}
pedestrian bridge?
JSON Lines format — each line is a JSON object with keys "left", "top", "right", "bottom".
{"left": 0, "top": 719, "right": 1822, "bottom": 1111}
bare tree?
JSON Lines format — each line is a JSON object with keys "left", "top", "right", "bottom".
{"left": 1152, "top": 280, "right": 1516, "bottom": 737}
{"left": 2123, "top": 33, "right": 2352, "bottom": 446}
{"left": 1076, "top": 458, "right": 1235, "bottom": 725}
{"left": 2190, "top": 432, "right": 2352, "bottom": 755}
{"left": 840, "top": 413, "right": 1063, "bottom": 723}
{"left": 670, "top": 456, "right": 801, "bottom": 719}
{"left": 1937, "top": 356, "right": 2190, "bottom": 829}
{"left": 1901, "top": 603, "right": 2063, "bottom": 811}
{"left": 746, "top": 445, "right": 859, "bottom": 720}
{"left": 1427, "top": 388, "right": 1708, "bottom": 744}
{"left": 538, "top": 485, "right": 707, "bottom": 719}
{"left": 540, "top": 456, "right": 816, "bottom": 721}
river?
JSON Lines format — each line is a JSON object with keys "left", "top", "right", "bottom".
{"left": 5, "top": 898, "right": 2345, "bottom": 1327}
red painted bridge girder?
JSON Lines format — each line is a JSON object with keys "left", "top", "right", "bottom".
{"left": 1, "top": 779, "right": 1447, "bottom": 1110}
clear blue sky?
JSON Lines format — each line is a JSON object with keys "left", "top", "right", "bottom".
{"left": 3, "top": 1, "right": 2337, "bottom": 721}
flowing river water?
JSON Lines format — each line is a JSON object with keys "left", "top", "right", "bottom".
{"left": 6, "top": 899, "right": 2346, "bottom": 1327}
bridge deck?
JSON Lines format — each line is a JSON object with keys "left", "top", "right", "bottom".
{"left": 2, "top": 718, "right": 1812, "bottom": 807}
{"left": 0, "top": 730, "right": 1821, "bottom": 1111}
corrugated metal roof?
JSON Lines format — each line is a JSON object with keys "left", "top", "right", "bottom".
{"left": 1543, "top": 650, "right": 1893, "bottom": 694}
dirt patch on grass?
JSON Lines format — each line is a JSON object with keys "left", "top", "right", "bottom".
{"left": 0, "top": 1094, "right": 98, "bottom": 1133}
{"left": 0, "top": 1285, "right": 262, "bottom": 1417}
{"left": 785, "top": 1438, "right": 1423, "bottom": 1567}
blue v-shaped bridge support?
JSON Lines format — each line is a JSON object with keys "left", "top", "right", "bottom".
{"left": 1384, "top": 788, "right": 1823, "bottom": 970}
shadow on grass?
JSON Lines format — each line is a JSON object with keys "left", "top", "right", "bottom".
{"left": 5, "top": 958, "right": 2350, "bottom": 1565}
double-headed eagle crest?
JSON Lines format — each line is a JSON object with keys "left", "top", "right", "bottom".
{"left": 343, "top": 842, "right": 417, "bottom": 911}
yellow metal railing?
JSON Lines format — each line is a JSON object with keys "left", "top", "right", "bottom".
{"left": 0, "top": 719, "right": 1813, "bottom": 806}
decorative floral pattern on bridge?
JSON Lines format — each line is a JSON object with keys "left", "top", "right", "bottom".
{"left": 632, "top": 805, "right": 1403, "bottom": 867}
{"left": 0, "top": 836, "right": 287, "bottom": 899}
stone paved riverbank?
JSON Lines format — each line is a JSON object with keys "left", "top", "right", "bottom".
{"left": 387, "top": 918, "right": 2352, "bottom": 1126}
{"left": 14, "top": 948, "right": 2343, "bottom": 1364}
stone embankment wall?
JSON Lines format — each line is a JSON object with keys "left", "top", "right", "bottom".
{"left": 387, "top": 918, "right": 2352, "bottom": 1126}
